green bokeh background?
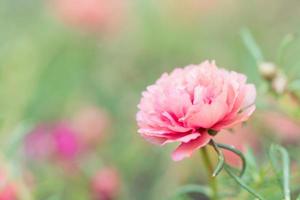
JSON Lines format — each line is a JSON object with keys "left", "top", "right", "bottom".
{"left": 0, "top": 0, "right": 300, "bottom": 199}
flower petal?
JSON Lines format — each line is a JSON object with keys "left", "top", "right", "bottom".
{"left": 185, "top": 100, "right": 227, "bottom": 129}
{"left": 171, "top": 132, "right": 211, "bottom": 161}
{"left": 163, "top": 133, "right": 200, "bottom": 145}
{"left": 213, "top": 105, "right": 256, "bottom": 130}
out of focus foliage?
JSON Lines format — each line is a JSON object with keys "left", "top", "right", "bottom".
{"left": 0, "top": 0, "right": 300, "bottom": 199}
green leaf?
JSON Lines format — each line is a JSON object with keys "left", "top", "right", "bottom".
{"left": 277, "top": 33, "right": 297, "bottom": 66}
{"left": 170, "top": 185, "right": 211, "bottom": 199}
{"left": 209, "top": 140, "right": 225, "bottom": 177}
{"left": 244, "top": 148, "right": 261, "bottom": 182}
{"left": 224, "top": 165, "right": 265, "bottom": 200}
{"left": 269, "top": 144, "right": 291, "bottom": 200}
{"left": 244, "top": 148, "right": 257, "bottom": 170}
{"left": 240, "top": 28, "right": 264, "bottom": 63}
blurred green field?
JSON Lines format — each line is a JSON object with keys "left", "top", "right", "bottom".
{"left": 0, "top": 0, "right": 300, "bottom": 200}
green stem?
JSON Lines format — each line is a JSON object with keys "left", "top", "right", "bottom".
{"left": 216, "top": 143, "right": 247, "bottom": 177}
{"left": 200, "top": 146, "right": 218, "bottom": 200}
{"left": 224, "top": 165, "right": 265, "bottom": 200}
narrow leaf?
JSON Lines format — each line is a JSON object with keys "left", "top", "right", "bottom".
{"left": 209, "top": 140, "right": 225, "bottom": 177}
{"left": 277, "top": 33, "right": 297, "bottom": 65}
{"left": 240, "top": 28, "right": 264, "bottom": 63}
{"left": 269, "top": 144, "right": 291, "bottom": 200}
{"left": 244, "top": 148, "right": 260, "bottom": 182}
{"left": 224, "top": 165, "right": 265, "bottom": 200}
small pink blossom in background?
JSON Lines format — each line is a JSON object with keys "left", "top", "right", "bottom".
{"left": 24, "top": 122, "right": 81, "bottom": 162}
{"left": 0, "top": 184, "right": 16, "bottom": 200}
{"left": 72, "top": 106, "right": 110, "bottom": 148}
{"left": 0, "top": 171, "right": 17, "bottom": 200}
{"left": 24, "top": 125, "right": 55, "bottom": 161}
{"left": 91, "top": 167, "right": 120, "bottom": 200}
{"left": 215, "top": 125, "right": 259, "bottom": 167}
{"left": 50, "top": 0, "right": 126, "bottom": 34}
{"left": 137, "top": 61, "right": 256, "bottom": 161}
{"left": 52, "top": 122, "right": 80, "bottom": 161}
{"left": 258, "top": 111, "right": 300, "bottom": 144}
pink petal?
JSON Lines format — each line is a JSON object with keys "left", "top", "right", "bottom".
{"left": 172, "top": 132, "right": 212, "bottom": 161}
{"left": 138, "top": 128, "right": 173, "bottom": 135}
{"left": 141, "top": 133, "right": 168, "bottom": 145}
{"left": 241, "top": 84, "right": 256, "bottom": 108}
{"left": 161, "top": 112, "right": 192, "bottom": 133}
{"left": 185, "top": 100, "right": 227, "bottom": 129}
{"left": 163, "top": 133, "right": 200, "bottom": 145}
{"left": 141, "top": 132, "right": 200, "bottom": 146}
{"left": 213, "top": 105, "right": 256, "bottom": 130}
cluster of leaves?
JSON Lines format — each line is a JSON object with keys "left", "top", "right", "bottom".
{"left": 173, "top": 145, "right": 300, "bottom": 200}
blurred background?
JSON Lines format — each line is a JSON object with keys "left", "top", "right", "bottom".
{"left": 0, "top": 0, "right": 300, "bottom": 199}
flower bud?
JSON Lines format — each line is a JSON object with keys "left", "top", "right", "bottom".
{"left": 272, "top": 73, "right": 287, "bottom": 94}
{"left": 258, "top": 62, "right": 277, "bottom": 81}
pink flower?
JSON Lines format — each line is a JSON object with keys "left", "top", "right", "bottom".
{"left": 24, "top": 122, "right": 80, "bottom": 162}
{"left": 72, "top": 106, "right": 110, "bottom": 148}
{"left": 0, "top": 171, "right": 17, "bottom": 200}
{"left": 136, "top": 61, "right": 256, "bottom": 161}
{"left": 91, "top": 167, "right": 120, "bottom": 200}
{"left": 0, "top": 184, "right": 16, "bottom": 200}
{"left": 24, "top": 125, "right": 55, "bottom": 161}
{"left": 52, "top": 122, "right": 80, "bottom": 161}
{"left": 50, "top": 0, "right": 126, "bottom": 34}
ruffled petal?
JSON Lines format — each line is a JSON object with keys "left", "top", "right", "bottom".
{"left": 185, "top": 100, "right": 228, "bottom": 129}
{"left": 163, "top": 133, "right": 200, "bottom": 145}
{"left": 172, "top": 132, "right": 211, "bottom": 161}
{"left": 213, "top": 105, "right": 256, "bottom": 130}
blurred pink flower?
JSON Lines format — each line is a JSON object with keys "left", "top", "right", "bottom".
{"left": 24, "top": 125, "right": 55, "bottom": 160}
{"left": 0, "top": 185, "right": 16, "bottom": 200}
{"left": 24, "top": 122, "right": 81, "bottom": 162}
{"left": 51, "top": 0, "right": 126, "bottom": 34}
{"left": 91, "top": 167, "right": 120, "bottom": 200}
{"left": 52, "top": 122, "right": 80, "bottom": 161}
{"left": 215, "top": 125, "right": 259, "bottom": 167}
{"left": 0, "top": 171, "right": 17, "bottom": 200}
{"left": 258, "top": 111, "right": 300, "bottom": 144}
{"left": 72, "top": 106, "right": 110, "bottom": 148}
{"left": 137, "top": 61, "right": 256, "bottom": 161}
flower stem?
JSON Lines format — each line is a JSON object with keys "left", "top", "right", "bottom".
{"left": 200, "top": 146, "right": 218, "bottom": 200}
